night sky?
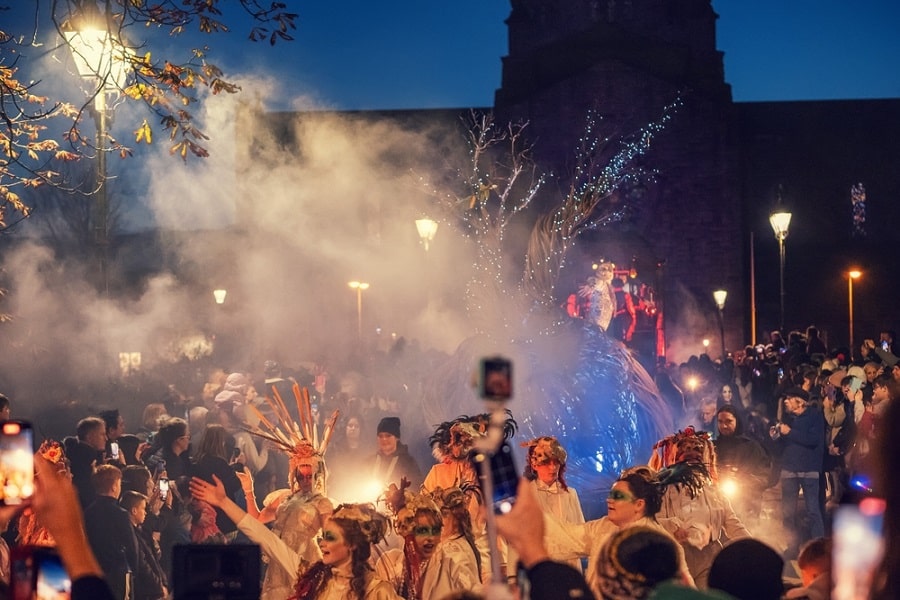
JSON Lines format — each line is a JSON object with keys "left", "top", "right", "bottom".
{"left": 212, "top": 0, "right": 900, "bottom": 111}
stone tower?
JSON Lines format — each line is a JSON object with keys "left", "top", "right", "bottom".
{"left": 494, "top": 0, "right": 743, "bottom": 360}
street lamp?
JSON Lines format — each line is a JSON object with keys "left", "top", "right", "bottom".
{"left": 213, "top": 289, "right": 227, "bottom": 305}
{"left": 714, "top": 289, "right": 728, "bottom": 360}
{"left": 848, "top": 270, "right": 861, "bottom": 352}
{"left": 348, "top": 281, "right": 370, "bottom": 340}
{"left": 415, "top": 218, "right": 438, "bottom": 252}
{"left": 66, "top": 23, "right": 131, "bottom": 295}
{"left": 769, "top": 210, "right": 792, "bottom": 332}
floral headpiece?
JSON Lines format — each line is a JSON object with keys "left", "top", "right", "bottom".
{"left": 522, "top": 436, "right": 567, "bottom": 466}
{"left": 331, "top": 503, "right": 390, "bottom": 546}
{"left": 381, "top": 479, "right": 441, "bottom": 538}
{"left": 429, "top": 410, "right": 517, "bottom": 463}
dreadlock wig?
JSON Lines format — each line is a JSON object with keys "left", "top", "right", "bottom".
{"left": 429, "top": 410, "right": 517, "bottom": 463}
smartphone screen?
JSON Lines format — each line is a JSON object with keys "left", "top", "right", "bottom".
{"left": 0, "top": 421, "right": 34, "bottom": 505}
{"left": 488, "top": 442, "right": 518, "bottom": 515}
{"left": 158, "top": 478, "right": 169, "bottom": 501}
{"left": 11, "top": 546, "right": 71, "bottom": 600}
{"left": 833, "top": 498, "right": 886, "bottom": 600}
{"left": 110, "top": 442, "right": 119, "bottom": 460}
{"left": 479, "top": 356, "right": 512, "bottom": 400}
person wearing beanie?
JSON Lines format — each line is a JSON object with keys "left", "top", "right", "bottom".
{"left": 708, "top": 538, "right": 785, "bottom": 600}
{"left": 369, "top": 417, "right": 423, "bottom": 491}
{"left": 771, "top": 386, "right": 825, "bottom": 560}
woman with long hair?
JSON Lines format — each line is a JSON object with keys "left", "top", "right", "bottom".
{"left": 378, "top": 483, "right": 482, "bottom": 599}
{"left": 189, "top": 474, "right": 399, "bottom": 600}
{"left": 191, "top": 424, "right": 243, "bottom": 539}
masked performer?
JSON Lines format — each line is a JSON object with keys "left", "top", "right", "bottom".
{"left": 190, "top": 476, "right": 399, "bottom": 600}
{"left": 378, "top": 481, "right": 483, "bottom": 599}
{"left": 230, "top": 386, "right": 340, "bottom": 600}
{"left": 514, "top": 436, "right": 585, "bottom": 573}
{"left": 651, "top": 426, "right": 750, "bottom": 588}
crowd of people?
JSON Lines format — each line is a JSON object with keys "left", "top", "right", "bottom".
{"left": 0, "top": 323, "right": 896, "bottom": 599}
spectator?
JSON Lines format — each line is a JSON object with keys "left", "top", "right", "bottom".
{"left": 0, "top": 454, "right": 117, "bottom": 599}
{"left": 120, "top": 491, "right": 167, "bottom": 600}
{"left": 708, "top": 538, "right": 784, "bottom": 600}
{"left": 327, "top": 413, "right": 368, "bottom": 502}
{"left": 67, "top": 416, "right": 107, "bottom": 509}
{"left": 83, "top": 464, "right": 139, "bottom": 600}
{"left": 369, "top": 417, "right": 423, "bottom": 490}
{"left": 770, "top": 387, "right": 825, "bottom": 560}
{"left": 785, "top": 537, "right": 832, "bottom": 600}
{"left": 144, "top": 417, "right": 192, "bottom": 481}
{"left": 592, "top": 526, "right": 684, "bottom": 600}
{"left": 0, "top": 393, "right": 10, "bottom": 421}
{"left": 137, "top": 403, "right": 168, "bottom": 443}
{"left": 191, "top": 423, "right": 243, "bottom": 536}
{"left": 714, "top": 405, "right": 772, "bottom": 524}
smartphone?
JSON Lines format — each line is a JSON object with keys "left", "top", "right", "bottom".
{"left": 833, "top": 498, "right": 886, "bottom": 600}
{"left": 11, "top": 546, "right": 71, "bottom": 600}
{"left": 479, "top": 356, "right": 512, "bottom": 400}
{"left": 172, "top": 544, "right": 260, "bottom": 600}
{"left": 110, "top": 442, "right": 119, "bottom": 460}
{"left": 882, "top": 340, "right": 890, "bottom": 351}
{"left": 158, "top": 478, "right": 170, "bottom": 501}
{"left": 472, "top": 442, "right": 519, "bottom": 515}
{"left": 0, "top": 420, "right": 34, "bottom": 506}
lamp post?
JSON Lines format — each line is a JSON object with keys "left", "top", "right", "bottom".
{"left": 848, "top": 270, "right": 861, "bottom": 352}
{"left": 714, "top": 289, "right": 728, "bottom": 360}
{"left": 213, "top": 289, "right": 227, "bottom": 305}
{"left": 66, "top": 24, "right": 130, "bottom": 295}
{"left": 348, "top": 281, "right": 370, "bottom": 341}
{"left": 769, "top": 211, "right": 792, "bottom": 332}
{"left": 415, "top": 218, "right": 438, "bottom": 252}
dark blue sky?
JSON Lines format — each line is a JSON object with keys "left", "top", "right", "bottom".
{"left": 216, "top": 0, "right": 900, "bottom": 111}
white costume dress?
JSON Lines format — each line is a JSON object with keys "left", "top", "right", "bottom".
{"left": 657, "top": 484, "right": 749, "bottom": 587}
{"left": 237, "top": 513, "right": 399, "bottom": 600}
{"left": 249, "top": 490, "right": 333, "bottom": 600}
{"left": 544, "top": 514, "right": 693, "bottom": 589}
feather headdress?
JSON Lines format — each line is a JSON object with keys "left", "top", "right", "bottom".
{"left": 243, "top": 383, "right": 339, "bottom": 491}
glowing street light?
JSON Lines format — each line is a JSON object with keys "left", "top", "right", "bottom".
{"left": 769, "top": 210, "right": 792, "bottom": 331}
{"left": 66, "top": 19, "right": 132, "bottom": 295}
{"left": 848, "top": 270, "right": 861, "bottom": 352}
{"left": 213, "top": 289, "right": 227, "bottom": 305}
{"left": 348, "top": 281, "right": 370, "bottom": 340}
{"left": 714, "top": 289, "right": 728, "bottom": 360}
{"left": 415, "top": 218, "right": 438, "bottom": 252}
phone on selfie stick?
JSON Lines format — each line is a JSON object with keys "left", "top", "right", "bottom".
{"left": 471, "top": 356, "right": 516, "bottom": 600}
